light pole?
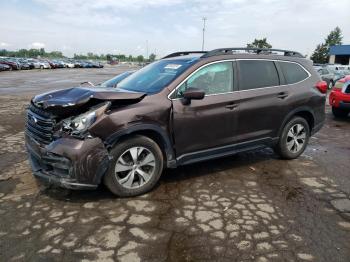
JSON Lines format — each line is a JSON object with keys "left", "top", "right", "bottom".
{"left": 202, "top": 17, "right": 207, "bottom": 51}
{"left": 146, "top": 40, "right": 149, "bottom": 60}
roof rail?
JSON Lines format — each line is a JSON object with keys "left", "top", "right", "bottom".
{"left": 162, "top": 51, "right": 207, "bottom": 59}
{"left": 201, "top": 48, "right": 304, "bottom": 58}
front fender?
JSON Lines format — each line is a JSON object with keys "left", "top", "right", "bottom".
{"left": 105, "top": 123, "right": 177, "bottom": 168}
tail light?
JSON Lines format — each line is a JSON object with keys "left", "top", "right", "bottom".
{"left": 315, "top": 81, "right": 327, "bottom": 94}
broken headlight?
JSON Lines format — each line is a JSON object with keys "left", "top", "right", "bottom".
{"left": 70, "top": 111, "right": 96, "bottom": 134}
{"left": 63, "top": 102, "right": 110, "bottom": 135}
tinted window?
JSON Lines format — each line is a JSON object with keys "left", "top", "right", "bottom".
{"left": 279, "top": 62, "right": 309, "bottom": 84}
{"left": 176, "top": 62, "right": 233, "bottom": 97}
{"left": 239, "top": 60, "right": 279, "bottom": 90}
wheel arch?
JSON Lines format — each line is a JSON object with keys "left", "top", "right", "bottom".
{"left": 278, "top": 107, "right": 315, "bottom": 138}
{"left": 105, "top": 124, "right": 177, "bottom": 168}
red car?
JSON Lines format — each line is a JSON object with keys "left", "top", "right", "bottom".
{"left": 329, "top": 75, "right": 350, "bottom": 117}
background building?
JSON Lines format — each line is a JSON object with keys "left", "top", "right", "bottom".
{"left": 329, "top": 45, "right": 350, "bottom": 65}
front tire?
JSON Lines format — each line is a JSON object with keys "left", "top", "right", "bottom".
{"left": 104, "top": 135, "right": 164, "bottom": 197}
{"left": 275, "top": 117, "right": 310, "bottom": 159}
{"left": 332, "top": 107, "right": 349, "bottom": 118}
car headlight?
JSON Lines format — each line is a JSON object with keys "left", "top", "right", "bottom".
{"left": 70, "top": 111, "right": 97, "bottom": 134}
{"left": 63, "top": 102, "right": 110, "bottom": 135}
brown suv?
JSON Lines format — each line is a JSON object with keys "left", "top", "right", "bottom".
{"left": 25, "top": 48, "right": 326, "bottom": 196}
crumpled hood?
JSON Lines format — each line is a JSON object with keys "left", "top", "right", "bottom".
{"left": 32, "top": 87, "right": 146, "bottom": 110}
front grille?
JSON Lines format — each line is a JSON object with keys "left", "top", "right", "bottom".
{"left": 25, "top": 106, "right": 55, "bottom": 145}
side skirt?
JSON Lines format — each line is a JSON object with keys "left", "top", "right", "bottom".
{"left": 176, "top": 137, "right": 277, "bottom": 166}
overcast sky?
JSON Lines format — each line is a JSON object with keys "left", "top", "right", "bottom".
{"left": 0, "top": 0, "right": 349, "bottom": 58}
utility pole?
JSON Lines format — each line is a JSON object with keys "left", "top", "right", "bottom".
{"left": 202, "top": 17, "right": 207, "bottom": 51}
{"left": 146, "top": 40, "right": 149, "bottom": 60}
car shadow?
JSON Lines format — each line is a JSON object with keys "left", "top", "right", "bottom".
{"left": 41, "top": 147, "right": 278, "bottom": 202}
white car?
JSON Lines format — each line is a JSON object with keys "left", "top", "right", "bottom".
{"left": 38, "top": 61, "right": 51, "bottom": 69}
{"left": 63, "top": 61, "right": 75, "bottom": 68}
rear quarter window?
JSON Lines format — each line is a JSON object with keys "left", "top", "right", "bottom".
{"left": 238, "top": 60, "right": 279, "bottom": 90}
{"left": 279, "top": 62, "right": 309, "bottom": 84}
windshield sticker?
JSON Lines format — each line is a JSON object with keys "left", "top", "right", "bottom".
{"left": 164, "top": 64, "right": 182, "bottom": 70}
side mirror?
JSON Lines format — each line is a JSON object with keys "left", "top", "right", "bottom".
{"left": 182, "top": 87, "right": 205, "bottom": 105}
{"left": 80, "top": 81, "right": 95, "bottom": 87}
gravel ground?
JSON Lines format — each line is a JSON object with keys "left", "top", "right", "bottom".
{"left": 0, "top": 66, "right": 349, "bottom": 262}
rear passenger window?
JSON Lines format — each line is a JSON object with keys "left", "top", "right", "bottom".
{"left": 279, "top": 62, "right": 309, "bottom": 84}
{"left": 238, "top": 60, "right": 279, "bottom": 90}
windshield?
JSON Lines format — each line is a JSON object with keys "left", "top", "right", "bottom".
{"left": 117, "top": 58, "right": 199, "bottom": 94}
{"left": 100, "top": 71, "right": 134, "bottom": 88}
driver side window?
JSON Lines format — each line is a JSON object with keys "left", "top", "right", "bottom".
{"left": 177, "top": 61, "right": 233, "bottom": 97}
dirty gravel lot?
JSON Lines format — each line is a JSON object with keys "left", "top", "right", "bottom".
{"left": 0, "top": 66, "right": 350, "bottom": 262}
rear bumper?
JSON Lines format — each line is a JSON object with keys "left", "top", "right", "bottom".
{"left": 25, "top": 134, "right": 110, "bottom": 190}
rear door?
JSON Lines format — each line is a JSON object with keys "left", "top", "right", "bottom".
{"left": 236, "top": 59, "right": 285, "bottom": 142}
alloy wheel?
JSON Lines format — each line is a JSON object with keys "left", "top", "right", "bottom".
{"left": 286, "top": 124, "right": 306, "bottom": 153}
{"left": 115, "top": 146, "right": 156, "bottom": 189}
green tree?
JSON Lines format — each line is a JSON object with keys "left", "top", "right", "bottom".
{"left": 310, "top": 43, "right": 328, "bottom": 64}
{"left": 136, "top": 55, "right": 144, "bottom": 62}
{"left": 247, "top": 38, "right": 272, "bottom": 49}
{"left": 311, "top": 26, "right": 343, "bottom": 64}
{"left": 325, "top": 26, "right": 343, "bottom": 47}
{"left": 149, "top": 53, "right": 156, "bottom": 62}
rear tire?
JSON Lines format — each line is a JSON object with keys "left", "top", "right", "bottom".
{"left": 275, "top": 117, "right": 310, "bottom": 160}
{"left": 332, "top": 107, "right": 349, "bottom": 118}
{"left": 104, "top": 135, "right": 164, "bottom": 197}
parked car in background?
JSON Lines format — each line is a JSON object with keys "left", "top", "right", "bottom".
{"left": 43, "top": 59, "right": 56, "bottom": 69}
{"left": 25, "top": 48, "right": 326, "bottom": 196}
{"left": 52, "top": 60, "right": 65, "bottom": 68}
{"left": 74, "top": 61, "right": 84, "bottom": 68}
{"left": 19, "top": 59, "right": 34, "bottom": 69}
{"left": 15, "top": 59, "right": 31, "bottom": 70}
{"left": 39, "top": 61, "right": 51, "bottom": 69}
{"left": 329, "top": 75, "right": 350, "bottom": 118}
{"left": 315, "top": 65, "right": 350, "bottom": 89}
{"left": 80, "top": 61, "right": 94, "bottom": 68}
{"left": 0, "top": 59, "right": 20, "bottom": 70}
{"left": 63, "top": 61, "right": 75, "bottom": 68}
{"left": 0, "top": 63, "right": 11, "bottom": 71}
{"left": 91, "top": 61, "right": 104, "bottom": 68}
{"left": 27, "top": 59, "right": 41, "bottom": 69}
{"left": 315, "top": 66, "right": 336, "bottom": 89}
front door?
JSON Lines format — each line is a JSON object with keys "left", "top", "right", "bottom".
{"left": 171, "top": 61, "right": 240, "bottom": 158}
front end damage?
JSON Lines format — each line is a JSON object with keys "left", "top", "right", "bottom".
{"left": 25, "top": 87, "right": 147, "bottom": 189}
{"left": 25, "top": 135, "right": 109, "bottom": 189}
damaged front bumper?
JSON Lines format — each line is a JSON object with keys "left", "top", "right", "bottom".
{"left": 25, "top": 134, "right": 110, "bottom": 190}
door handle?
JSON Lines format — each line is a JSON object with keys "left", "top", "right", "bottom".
{"left": 277, "top": 92, "right": 288, "bottom": 99}
{"left": 225, "top": 103, "right": 238, "bottom": 110}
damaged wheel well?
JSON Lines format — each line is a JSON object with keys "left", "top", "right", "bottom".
{"left": 105, "top": 125, "right": 176, "bottom": 167}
